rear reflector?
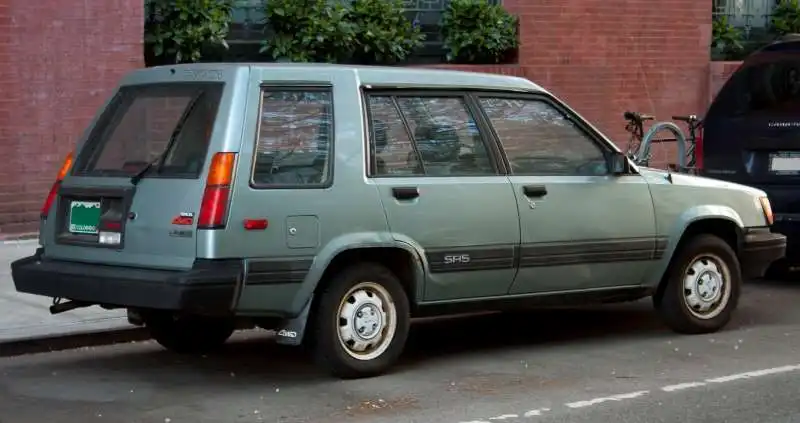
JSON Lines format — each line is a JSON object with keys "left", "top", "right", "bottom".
{"left": 197, "top": 152, "right": 236, "bottom": 229}
{"left": 243, "top": 218, "right": 268, "bottom": 231}
{"left": 41, "top": 152, "right": 74, "bottom": 219}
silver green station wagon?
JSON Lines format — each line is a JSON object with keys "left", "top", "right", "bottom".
{"left": 12, "top": 64, "right": 787, "bottom": 379}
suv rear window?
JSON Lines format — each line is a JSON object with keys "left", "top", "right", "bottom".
{"left": 74, "top": 82, "right": 224, "bottom": 177}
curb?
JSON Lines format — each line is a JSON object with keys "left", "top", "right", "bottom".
{"left": 0, "top": 327, "right": 151, "bottom": 358}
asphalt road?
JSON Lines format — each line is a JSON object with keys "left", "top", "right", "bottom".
{"left": 1, "top": 279, "right": 800, "bottom": 423}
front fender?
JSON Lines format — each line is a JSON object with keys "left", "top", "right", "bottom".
{"left": 644, "top": 205, "right": 744, "bottom": 288}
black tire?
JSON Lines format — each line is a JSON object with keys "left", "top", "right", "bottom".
{"left": 655, "top": 234, "right": 742, "bottom": 334}
{"left": 311, "top": 262, "right": 410, "bottom": 379}
{"left": 144, "top": 312, "right": 235, "bottom": 354}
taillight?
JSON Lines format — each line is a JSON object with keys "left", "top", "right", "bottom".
{"left": 197, "top": 152, "right": 236, "bottom": 229}
{"left": 694, "top": 129, "right": 704, "bottom": 170}
{"left": 41, "top": 152, "right": 74, "bottom": 219}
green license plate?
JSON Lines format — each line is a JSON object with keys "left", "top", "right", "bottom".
{"left": 68, "top": 201, "right": 102, "bottom": 234}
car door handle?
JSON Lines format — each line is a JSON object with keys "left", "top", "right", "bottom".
{"left": 392, "top": 187, "right": 419, "bottom": 200}
{"left": 523, "top": 185, "right": 547, "bottom": 198}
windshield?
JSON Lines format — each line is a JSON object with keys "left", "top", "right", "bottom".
{"left": 74, "top": 82, "right": 224, "bottom": 178}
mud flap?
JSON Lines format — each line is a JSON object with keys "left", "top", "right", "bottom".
{"left": 275, "top": 295, "right": 313, "bottom": 346}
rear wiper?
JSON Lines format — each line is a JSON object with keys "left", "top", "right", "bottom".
{"left": 130, "top": 92, "right": 206, "bottom": 186}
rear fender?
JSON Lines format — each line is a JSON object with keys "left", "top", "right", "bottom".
{"left": 275, "top": 232, "right": 427, "bottom": 346}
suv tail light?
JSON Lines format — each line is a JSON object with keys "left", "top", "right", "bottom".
{"left": 41, "top": 152, "right": 74, "bottom": 219}
{"left": 197, "top": 152, "right": 237, "bottom": 229}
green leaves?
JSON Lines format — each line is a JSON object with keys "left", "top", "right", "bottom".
{"left": 711, "top": 16, "right": 743, "bottom": 55}
{"left": 144, "top": 0, "right": 233, "bottom": 64}
{"left": 772, "top": 0, "right": 800, "bottom": 35}
{"left": 441, "top": 0, "right": 518, "bottom": 64}
{"left": 261, "top": 0, "right": 424, "bottom": 64}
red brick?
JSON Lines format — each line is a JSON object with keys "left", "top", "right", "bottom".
{"left": 0, "top": 0, "right": 142, "bottom": 236}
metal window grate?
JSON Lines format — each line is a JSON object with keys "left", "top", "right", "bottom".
{"left": 713, "top": 0, "right": 776, "bottom": 31}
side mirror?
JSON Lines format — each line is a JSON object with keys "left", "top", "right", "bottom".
{"left": 609, "top": 151, "right": 631, "bottom": 175}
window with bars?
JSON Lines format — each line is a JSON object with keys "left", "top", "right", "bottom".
{"left": 713, "top": 0, "right": 776, "bottom": 30}
{"left": 225, "top": 0, "right": 501, "bottom": 61}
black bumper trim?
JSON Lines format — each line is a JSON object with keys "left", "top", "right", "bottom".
{"left": 11, "top": 248, "right": 243, "bottom": 315}
{"left": 740, "top": 227, "right": 788, "bottom": 278}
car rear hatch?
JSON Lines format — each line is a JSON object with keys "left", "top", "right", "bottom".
{"left": 40, "top": 65, "right": 247, "bottom": 270}
{"left": 703, "top": 47, "right": 800, "bottom": 215}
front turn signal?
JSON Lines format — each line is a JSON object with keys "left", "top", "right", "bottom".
{"left": 758, "top": 196, "right": 774, "bottom": 225}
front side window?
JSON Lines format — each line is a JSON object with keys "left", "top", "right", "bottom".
{"left": 252, "top": 88, "right": 333, "bottom": 187}
{"left": 367, "top": 94, "right": 495, "bottom": 177}
{"left": 479, "top": 97, "right": 608, "bottom": 176}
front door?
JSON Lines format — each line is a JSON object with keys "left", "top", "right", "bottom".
{"left": 474, "top": 93, "right": 657, "bottom": 294}
{"left": 363, "top": 90, "right": 521, "bottom": 301}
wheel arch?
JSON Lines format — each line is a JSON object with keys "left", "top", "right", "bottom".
{"left": 653, "top": 216, "right": 743, "bottom": 304}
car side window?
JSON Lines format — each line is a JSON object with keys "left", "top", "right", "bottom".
{"left": 366, "top": 94, "right": 496, "bottom": 177}
{"left": 367, "top": 96, "right": 424, "bottom": 176}
{"left": 252, "top": 88, "right": 333, "bottom": 187}
{"left": 479, "top": 97, "right": 608, "bottom": 176}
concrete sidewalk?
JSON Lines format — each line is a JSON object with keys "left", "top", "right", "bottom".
{"left": 0, "top": 240, "right": 134, "bottom": 347}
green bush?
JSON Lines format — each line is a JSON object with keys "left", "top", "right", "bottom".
{"left": 261, "top": 0, "right": 424, "bottom": 64}
{"left": 772, "top": 0, "right": 800, "bottom": 35}
{"left": 144, "top": 0, "right": 233, "bottom": 64}
{"left": 711, "top": 16, "right": 744, "bottom": 60}
{"left": 441, "top": 0, "right": 519, "bottom": 64}
{"left": 260, "top": 0, "right": 355, "bottom": 63}
{"left": 349, "top": 0, "right": 425, "bottom": 65}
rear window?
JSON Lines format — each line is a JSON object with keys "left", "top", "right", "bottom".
{"left": 712, "top": 55, "right": 800, "bottom": 118}
{"left": 74, "top": 82, "right": 224, "bottom": 177}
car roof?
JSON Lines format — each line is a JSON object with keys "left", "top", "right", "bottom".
{"left": 141, "top": 62, "right": 547, "bottom": 94}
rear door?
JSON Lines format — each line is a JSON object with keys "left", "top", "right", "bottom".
{"left": 41, "top": 66, "right": 247, "bottom": 270}
{"left": 364, "top": 90, "right": 521, "bottom": 301}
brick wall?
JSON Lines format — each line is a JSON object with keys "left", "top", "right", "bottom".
{"left": 0, "top": 0, "right": 143, "bottom": 238}
{"left": 0, "top": 0, "right": 712, "bottom": 236}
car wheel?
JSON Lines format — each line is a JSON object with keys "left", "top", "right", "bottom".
{"left": 655, "top": 234, "right": 741, "bottom": 334}
{"left": 311, "top": 263, "right": 410, "bottom": 379}
{"left": 144, "top": 312, "right": 235, "bottom": 354}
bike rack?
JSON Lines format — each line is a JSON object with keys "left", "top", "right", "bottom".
{"left": 634, "top": 120, "right": 688, "bottom": 170}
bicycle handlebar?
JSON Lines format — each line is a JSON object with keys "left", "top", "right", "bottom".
{"left": 672, "top": 115, "right": 699, "bottom": 123}
{"left": 623, "top": 111, "right": 654, "bottom": 123}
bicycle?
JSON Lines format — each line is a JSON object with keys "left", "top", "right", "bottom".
{"left": 671, "top": 114, "right": 704, "bottom": 170}
{"left": 623, "top": 111, "right": 694, "bottom": 172}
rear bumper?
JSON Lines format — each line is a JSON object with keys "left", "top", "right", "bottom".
{"left": 11, "top": 248, "right": 241, "bottom": 315}
{"left": 739, "top": 228, "right": 787, "bottom": 278}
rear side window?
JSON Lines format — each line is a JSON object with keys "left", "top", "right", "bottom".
{"left": 251, "top": 88, "right": 333, "bottom": 187}
{"left": 366, "top": 93, "right": 495, "bottom": 177}
{"left": 75, "top": 82, "right": 224, "bottom": 177}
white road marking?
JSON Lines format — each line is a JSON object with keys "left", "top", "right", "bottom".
{"left": 523, "top": 408, "right": 550, "bottom": 417}
{"left": 565, "top": 390, "right": 649, "bottom": 409}
{"left": 705, "top": 364, "right": 800, "bottom": 383}
{"left": 661, "top": 381, "right": 707, "bottom": 392}
{"left": 456, "top": 363, "right": 800, "bottom": 423}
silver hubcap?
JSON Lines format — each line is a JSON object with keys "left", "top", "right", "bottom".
{"left": 337, "top": 282, "right": 397, "bottom": 361}
{"left": 683, "top": 254, "right": 731, "bottom": 319}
